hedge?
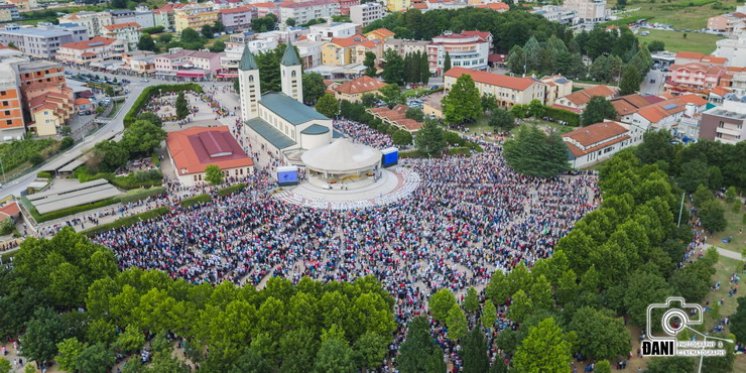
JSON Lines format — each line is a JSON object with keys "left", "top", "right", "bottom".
{"left": 118, "top": 187, "right": 166, "bottom": 203}
{"left": 36, "top": 171, "right": 53, "bottom": 179}
{"left": 124, "top": 83, "right": 203, "bottom": 126}
{"left": 543, "top": 106, "right": 580, "bottom": 126}
{"left": 180, "top": 194, "right": 212, "bottom": 208}
{"left": 83, "top": 207, "right": 170, "bottom": 236}
{"left": 217, "top": 183, "right": 247, "bottom": 197}
{"left": 75, "top": 168, "right": 163, "bottom": 190}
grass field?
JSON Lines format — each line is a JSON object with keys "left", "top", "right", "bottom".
{"left": 637, "top": 29, "right": 723, "bottom": 54}
{"left": 705, "top": 198, "right": 744, "bottom": 252}
{"left": 610, "top": 0, "right": 739, "bottom": 30}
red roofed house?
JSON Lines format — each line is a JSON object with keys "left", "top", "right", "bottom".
{"left": 331, "top": 76, "right": 386, "bottom": 102}
{"left": 666, "top": 62, "right": 728, "bottom": 95}
{"left": 280, "top": 0, "right": 340, "bottom": 27}
{"left": 368, "top": 105, "right": 423, "bottom": 132}
{"left": 55, "top": 36, "right": 125, "bottom": 65}
{"left": 321, "top": 34, "right": 382, "bottom": 66}
{"left": 365, "top": 28, "right": 395, "bottom": 42}
{"left": 219, "top": 6, "right": 257, "bottom": 33}
{"left": 620, "top": 94, "right": 708, "bottom": 131}
{"left": 74, "top": 97, "right": 94, "bottom": 114}
{"left": 554, "top": 85, "right": 617, "bottom": 113}
{"left": 476, "top": 2, "right": 510, "bottom": 12}
{"left": 674, "top": 51, "right": 728, "bottom": 66}
{"left": 562, "top": 121, "right": 637, "bottom": 168}
{"left": 428, "top": 31, "right": 492, "bottom": 74}
{"left": 444, "top": 67, "right": 546, "bottom": 108}
{"left": 102, "top": 22, "right": 141, "bottom": 52}
{"left": 0, "top": 201, "right": 20, "bottom": 225}
{"left": 167, "top": 126, "right": 254, "bottom": 186}
{"left": 610, "top": 94, "right": 665, "bottom": 117}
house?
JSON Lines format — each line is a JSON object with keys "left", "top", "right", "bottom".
{"left": 102, "top": 22, "right": 141, "bottom": 52}
{"left": 321, "top": 34, "right": 381, "bottom": 66}
{"left": 0, "top": 62, "right": 24, "bottom": 141}
{"left": 174, "top": 3, "right": 218, "bottom": 33}
{"left": 219, "top": 6, "right": 256, "bottom": 33}
{"left": 55, "top": 36, "right": 125, "bottom": 65}
{"left": 330, "top": 76, "right": 385, "bottom": 102}
{"left": 167, "top": 126, "right": 254, "bottom": 186}
{"left": 674, "top": 51, "right": 727, "bottom": 66}
{"left": 122, "top": 51, "right": 156, "bottom": 74}
{"left": 699, "top": 98, "right": 746, "bottom": 144}
{"left": 5, "top": 0, "right": 36, "bottom": 12}
{"left": 308, "top": 22, "right": 357, "bottom": 41}
{"left": 540, "top": 75, "right": 573, "bottom": 104}
{"left": 74, "top": 97, "right": 94, "bottom": 114}
{"left": 707, "top": 12, "right": 746, "bottom": 35}
{"left": 562, "top": 121, "right": 636, "bottom": 168}
{"left": 444, "top": 67, "right": 546, "bottom": 108}
{"left": 428, "top": 31, "right": 492, "bottom": 74}
{"left": 58, "top": 11, "right": 112, "bottom": 37}
{"left": 0, "top": 23, "right": 88, "bottom": 59}
{"left": 155, "top": 49, "right": 223, "bottom": 80}
{"left": 365, "top": 28, "right": 395, "bottom": 43}
{"left": 368, "top": 104, "right": 423, "bottom": 132}
{"left": 350, "top": 3, "right": 385, "bottom": 27}
{"left": 337, "top": 0, "right": 361, "bottom": 16}
{"left": 620, "top": 94, "right": 708, "bottom": 131}
{"left": 386, "top": 0, "right": 410, "bottom": 12}
{"left": 279, "top": 0, "right": 340, "bottom": 27}
{"left": 563, "top": 0, "right": 606, "bottom": 23}
{"left": 383, "top": 38, "right": 429, "bottom": 57}
{"left": 153, "top": 3, "right": 187, "bottom": 31}
{"left": 554, "top": 85, "right": 617, "bottom": 113}
{"left": 610, "top": 94, "right": 665, "bottom": 117}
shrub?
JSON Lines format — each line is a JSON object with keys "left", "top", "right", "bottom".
{"left": 123, "top": 83, "right": 203, "bottom": 126}
{"left": 543, "top": 106, "right": 580, "bottom": 126}
{"left": 180, "top": 194, "right": 212, "bottom": 208}
{"left": 446, "top": 147, "right": 473, "bottom": 156}
{"left": 83, "top": 207, "right": 170, "bottom": 236}
{"left": 217, "top": 183, "right": 247, "bottom": 197}
{"left": 36, "top": 171, "right": 53, "bottom": 179}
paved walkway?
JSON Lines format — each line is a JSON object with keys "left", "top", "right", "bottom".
{"left": 706, "top": 244, "right": 744, "bottom": 261}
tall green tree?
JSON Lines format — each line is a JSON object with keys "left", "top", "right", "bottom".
{"left": 442, "top": 74, "right": 481, "bottom": 125}
{"left": 619, "top": 65, "right": 642, "bottom": 95}
{"left": 382, "top": 49, "right": 405, "bottom": 85}
{"left": 488, "top": 109, "right": 515, "bottom": 132}
{"left": 429, "top": 288, "right": 457, "bottom": 322}
{"left": 503, "top": 125, "right": 570, "bottom": 177}
{"left": 415, "top": 120, "right": 447, "bottom": 157}
{"left": 443, "top": 52, "right": 452, "bottom": 72}
{"left": 122, "top": 119, "right": 166, "bottom": 156}
{"left": 303, "top": 72, "right": 326, "bottom": 105}
{"left": 463, "top": 287, "right": 479, "bottom": 315}
{"left": 397, "top": 316, "right": 446, "bottom": 373}
{"left": 461, "top": 327, "right": 489, "bottom": 373}
{"left": 568, "top": 307, "right": 630, "bottom": 360}
{"left": 482, "top": 301, "right": 497, "bottom": 330}
{"left": 175, "top": 92, "right": 190, "bottom": 119}
{"left": 731, "top": 297, "right": 746, "bottom": 343}
{"left": 700, "top": 200, "right": 727, "bottom": 233}
{"left": 364, "top": 52, "right": 377, "bottom": 77}
{"left": 581, "top": 96, "right": 617, "bottom": 126}
{"left": 315, "top": 93, "right": 339, "bottom": 118}
{"left": 446, "top": 304, "right": 467, "bottom": 341}
{"left": 513, "top": 318, "right": 573, "bottom": 373}
{"left": 379, "top": 84, "right": 403, "bottom": 108}
{"left": 76, "top": 343, "right": 115, "bottom": 373}
{"left": 55, "top": 338, "right": 86, "bottom": 372}
{"left": 313, "top": 335, "right": 355, "bottom": 373}
{"left": 137, "top": 34, "right": 155, "bottom": 51}
{"left": 204, "top": 165, "right": 224, "bottom": 186}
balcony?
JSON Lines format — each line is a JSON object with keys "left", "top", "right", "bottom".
{"left": 716, "top": 125, "right": 742, "bottom": 137}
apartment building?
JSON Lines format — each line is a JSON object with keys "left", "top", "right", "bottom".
{"left": 386, "top": 0, "right": 409, "bottom": 12}
{"left": 102, "top": 22, "right": 141, "bottom": 52}
{"left": 110, "top": 8, "right": 155, "bottom": 29}
{"left": 6, "top": 0, "right": 37, "bottom": 12}
{"left": 540, "top": 75, "right": 573, "bottom": 104}
{"left": 700, "top": 98, "right": 746, "bottom": 144}
{"left": 620, "top": 94, "right": 707, "bottom": 131}
{"left": 330, "top": 75, "right": 385, "bottom": 102}
{"left": 219, "top": 6, "right": 256, "bottom": 33}
{"left": 554, "top": 85, "right": 617, "bottom": 113}
{"left": 295, "top": 39, "right": 324, "bottom": 68}
{"left": 307, "top": 22, "right": 356, "bottom": 41}
{"left": 0, "top": 62, "right": 24, "bottom": 141}
{"left": 174, "top": 4, "right": 218, "bottom": 33}
{"left": 56, "top": 36, "right": 125, "bottom": 65}
{"left": 155, "top": 49, "right": 223, "bottom": 79}
{"left": 280, "top": 0, "right": 340, "bottom": 26}
{"left": 666, "top": 63, "right": 728, "bottom": 96}
{"left": 321, "top": 34, "right": 381, "bottom": 66}
{"left": 563, "top": 0, "right": 606, "bottom": 23}
{"left": 154, "top": 3, "right": 187, "bottom": 31}
{"left": 383, "top": 38, "right": 429, "bottom": 57}
{"left": 0, "top": 23, "right": 88, "bottom": 59}
{"left": 349, "top": 2, "right": 385, "bottom": 27}
{"left": 0, "top": 4, "right": 19, "bottom": 22}
{"left": 428, "top": 31, "right": 492, "bottom": 74}
{"left": 58, "top": 11, "right": 112, "bottom": 37}
{"left": 123, "top": 51, "right": 156, "bottom": 74}
{"left": 16, "top": 60, "right": 74, "bottom": 136}
{"left": 444, "top": 67, "right": 546, "bottom": 108}
{"left": 707, "top": 12, "right": 746, "bottom": 35}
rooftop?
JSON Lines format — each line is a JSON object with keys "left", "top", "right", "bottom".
{"left": 166, "top": 126, "right": 253, "bottom": 175}
{"left": 333, "top": 76, "right": 386, "bottom": 95}
{"left": 561, "top": 85, "right": 617, "bottom": 106}
{"left": 60, "top": 36, "right": 117, "bottom": 50}
{"left": 260, "top": 92, "right": 328, "bottom": 125}
{"left": 246, "top": 117, "right": 297, "bottom": 149}
{"left": 445, "top": 67, "right": 535, "bottom": 91}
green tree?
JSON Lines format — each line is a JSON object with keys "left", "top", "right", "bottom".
{"left": 513, "top": 318, "right": 573, "bottom": 373}
{"left": 382, "top": 49, "right": 405, "bottom": 85}
{"left": 379, "top": 84, "right": 403, "bottom": 108}
{"left": 285, "top": 18, "right": 296, "bottom": 27}
{"left": 398, "top": 316, "right": 446, "bottom": 373}
{"left": 678, "top": 159, "right": 710, "bottom": 193}
{"left": 392, "top": 130, "right": 413, "bottom": 146}
{"left": 113, "top": 324, "right": 145, "bottom": 353}
{"left": 730, "top": 297, "right": 746, "bottom": 343}
{"left": 175, "top": 91, "right": 189, "bottom": 119}
{"left": 444, "top": 52, "right": 451, "bottom": 72}
{"left": 446, "top": 304, "right": 467, "bottom": 340}
{"left": 595, "top": 360, "right": 612, "bottom": 373}
{"left": 619, "top": 65, "right": 642, "bottom": 95}
{"left": 303, "top": 73, "right": 326, "bottom": 105}
{"left": 76, "top": 343, "right": 114, "bottom": 373}
{"left": 507, "top": 289, "right": 533, "bottom": 324}
{"left": 461, "top": 327, "right": 489, "bottom": 373}
{"left": 463, "top": 287, "right": 479, "bottom": 314}
{"left": 209, "top": 40, "right": 226, "bottom": 53}
{"left": 315, "top": 93, "right": 339, "bottom": 118}
{"left": 122, "top": 119, "right": 166, "bottom": 156}
{"left": 503, "top": 125, "right": 570, "bottom": 177}
{"left": 0, "top": 359, "right": 10, "bottom": 373}
{"left": 137, "top": 34, "right": 155, "bottom": 51}
{"left": 581, "top": 96, "right": 617, "bottom": 126}
{"left": 136, "top": 112, "right": 163, "bottom": 127}
{"left": 488, "top": 108, "right": 515, "bottom": 132}
{"left": 55, "top": 338, "right": 86, "bottom": 372}
{"left": 92, "top": 141, "right": 129, "bottom": 172}
{"left": 568, "top": 307, "right": 630, "bottom": 360}
{"left": 646, "top": 357, "right": 694, "bottom": 373}
{"left": 313, "top": 335, "right": 355, "bottom": 373}
{"left": 636, "top": 130, "right": 674, "bottom": 164}
{"left": 442, "top": 74, "right": 481, "bottom": 125}
{"left": 353, "top": 331, "right": 388, "bottom": 371}
{"left": 507, "top": 45, "right": 526, "bottom": 75}
{"left": 429, "top": 288, "right": 457, "bottom": 322}
{"left": 21, "top": 308, "right": 65, "bottom": 365}
{"left": 647, "top": 40, "right": 665, "bottom": 52}
{"left": 700, "top": 200, "right": 727, "bottom": 233}
{"left": 364, "top": 51, "right": 377, "bottom": 77}
{"left": 415, "top": 120, "right": 447, "bottom": 157}
{"left": 528, "top": 99, "right": 545, "bottom": 118}
{"left": 725, "top": 186, "right": 738, "bottom": 203}
{"left": 406, "top": 107, "right": 424, "bottom": 121}
{"left": 482, "top": 301, "right": 497, "bottom": 330}
{"left": 481, "top": 93, "right": 498, "bottom": 113}
{"left": 624, "top": 270, "right": 674, "bottom": 326}
{"left": 204, "top": 165, "right": 224, "bottom": 186}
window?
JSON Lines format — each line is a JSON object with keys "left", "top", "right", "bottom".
{"left": 4, "top": 111, "right": 8, "bottom": 116}
{"left": 5, "top": 120, "right": 10, "bottom": 125}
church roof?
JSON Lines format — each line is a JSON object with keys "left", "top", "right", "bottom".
{"left": 281, "top": 41, "right": 301, "bottom": 66}
{"left": 260, "top": 92, "right": 328, "bottom": 125}
{"left": 239, "top": 45, "right": 257, "bottom": 71}
{"left": 245, "top": 117, "right": 297, "bottom": 149}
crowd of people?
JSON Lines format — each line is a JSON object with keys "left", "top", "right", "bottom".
{"left": 92, "top": 121, "right": 599, "bottom": 360}
{"left": 334, "top": 119, "right": 394, "bottom": 149}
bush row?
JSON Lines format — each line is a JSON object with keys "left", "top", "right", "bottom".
{"left": 83, "top": 207, "right": 170, "bottom": 236}
{"left": 543, "top": 106, "right": 580, "bottom": 126}
{"left": 123, "top": 83, "right": 203, "bottom": 126}
{"left": 180, "top": 193, "right": 212, "bottom": 208}
{"left": 75, "top": 168, "right": 163, "bottom": 190}
{"left": 217, "top": 183, "right": 247, "bottom": 197}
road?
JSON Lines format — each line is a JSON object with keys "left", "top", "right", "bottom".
{"left": 640, "top": 69, "right": 666, "bottom": 96}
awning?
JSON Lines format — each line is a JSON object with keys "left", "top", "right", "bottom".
{"left": 176, "top": 70, "right": 206, "bottom": 78}
{"left": 217, "top": 72, "right": 238, "bottom": 78}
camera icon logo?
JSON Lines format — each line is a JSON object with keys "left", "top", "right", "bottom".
{"left": 646, "top": 296, "right": 703, "bottom": 340}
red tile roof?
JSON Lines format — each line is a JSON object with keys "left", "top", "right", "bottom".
{"left": 60, "top": 36, "right": 117, "bottom": 50}
{"left": 167, "top": 126, "right": 253, "bottom": 175}
{"left": 710, "top": 86, "right": 731, "bottom": 96}
{"left": 334, "top": 76, "right": 385, "bottom": 95}
{"left": 74, "top": 97, "right": 91, "bottom": 105}
{"left": 104, "top": 22, "right": 141, "bottom": 31}
{"left": 219, "top": 5, "right": 254, "bottom": 14}
{"left": 331, "top": 34, "right": 376, "bottom": 48}
{"left": 366, "top": 28, "right": 394, "bottom": 39}
{"left": 445, "top": 67, "right": 535, "bottom": 91}
{"left": 562, "top": 121, "right": 630, "bottom": 157}
{"left": 561, "top": 85, "right": 616, "bottom": 106}
{"left": 477, "top": 2, "right": 509, "bottom": 11}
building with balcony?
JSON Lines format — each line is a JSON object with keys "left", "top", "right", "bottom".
{"left": 58, "top": 11, "right": 112, "bottom": 37}
{"left": 427, "top": 31, "right": 491, "bottom": 74}
{"left": 0, "top": 62, "right": 24, "bottom": 141}
{"left": 386, "top": 0, "right": 410, "bottom": 12}
{"left": 55, "top": 36, "right": 125, "bottom": 65}
{"left": 321, "top": 34, "right": 381, "bottom": 66}
{"left": 154, "top": 3, "right": 187, "bottom": 31}
{"left": 337, "top": 0, "right": 360, "bottom": 15}
{"left": 350, "top": 3, "right": 385, "bottom": 27}
{"left": 666, "top": 62, "right": 728, "bottom": 96}
{"left": 102, "top": 22, "right": 141, "bottom": 52}
{"left": 329, "top": 75, "right": 385, "bottom": 102}
{"left": 123, "top": 51, "right": 156, "bottom": 74}
{"left": 620, "top": 94, "right": 707, "bottom": 131}
{"left": 219, "top": 6, "right": 256, "bottom": 33}
{"left": 155, "top": 49, "right": 223, "bottom": 80}
{"left": 563, "top": 0, "right": 605, "bottom": 23}
{"left": 700, "top": 98, "right": 746, "bottom": 144}
{"left": 707, "top": 12, "right": 746, "bottom": 35}
{"left": 531, "top": 5, "right": 577, "bottom": 24}
{"left": 444, "top": 67, "right": 546, "bottom": 108}
{"left": 174, "top": 4, "right": 218, "bottom": 33}
{"left": 383, "top": 38, "right": 429, "bottom": 57}
{"left": 0, "top": 23, "right": 88, "bottom": 59}
{"left": 15, "top": 60, "right": 74, "bottom": 136}
{"left": 279, "top": 0, "right": 340, "bottom": 27}
{"left": 308, "top": 22, "right": 356, "bottom": 41}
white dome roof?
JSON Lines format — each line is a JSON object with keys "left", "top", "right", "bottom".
{"left": 301, "top": 138, "right": 382, "bottom": 173}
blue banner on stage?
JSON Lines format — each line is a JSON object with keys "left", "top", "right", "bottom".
{"left": 277, "top": 166, "right": 299, "bottom": 186}
{"left": 381, "top": 147, "right": 399, "bottom": 167}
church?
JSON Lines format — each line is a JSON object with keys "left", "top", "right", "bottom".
{"left": 239, "top": 42, "right": 339, "bottom": 165}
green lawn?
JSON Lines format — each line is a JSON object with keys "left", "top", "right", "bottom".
{"left": 705, "top": 198, "right": 745, "bottom": 252}
{"left": 637, "top": 30, "right": 723, "bottom": 54}
{"left": 609, "top": 0, "right": 739, "bottom": 30}
{"left": 703, "top": 255, "right": 742, "bottom": 330}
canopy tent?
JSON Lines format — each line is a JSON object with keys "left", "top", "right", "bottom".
{"left": 301, "top": 138, "right": 381, "bottom": 173}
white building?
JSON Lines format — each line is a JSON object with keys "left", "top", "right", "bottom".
{"left": 58, "top": 11, "right": 112, "bottom": 37}
{"left": 428, "top": 31, "right": 492, "bottom": 73}
{"left": 714, "top": 36, "right": 746, "bottom": 67}
{"left": 102, "top": 22, "right": 141, "bottom": 52}
{"left": 349, "top": 2, "right": 385, "bottom": 27}
{"left": 307, "top": 22, "right": 356, "bottom": 41}
{"left": 531, "top": 5, "right": 577, "bottom": 25}
{"left": 220, "top": 39, "right": 278, "bottom": 72}
{"left": 280, "top": 0, "right": 340, "bottom": 27}
{"left": 563, "top": 0, "right": 606, "bottom": 23}
{"left": 296, "top": 39, "right": 325, "bottom": 68}
{"left": 239, "top": 43, "right": 337, "bottom": 164}
{"left": 562, "top": 121, "right": 638, "bottom": 168}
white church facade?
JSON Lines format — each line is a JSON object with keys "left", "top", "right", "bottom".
{"left": 239, "top": 42, "right": 338, "bottom": 164}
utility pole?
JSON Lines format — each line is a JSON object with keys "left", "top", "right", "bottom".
{"left": 677, "top": 191, "right": 685, "bottom": 227}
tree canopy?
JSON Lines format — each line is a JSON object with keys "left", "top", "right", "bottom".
{"left": 503, "top": 125, "right": 570, "bottom": 177}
